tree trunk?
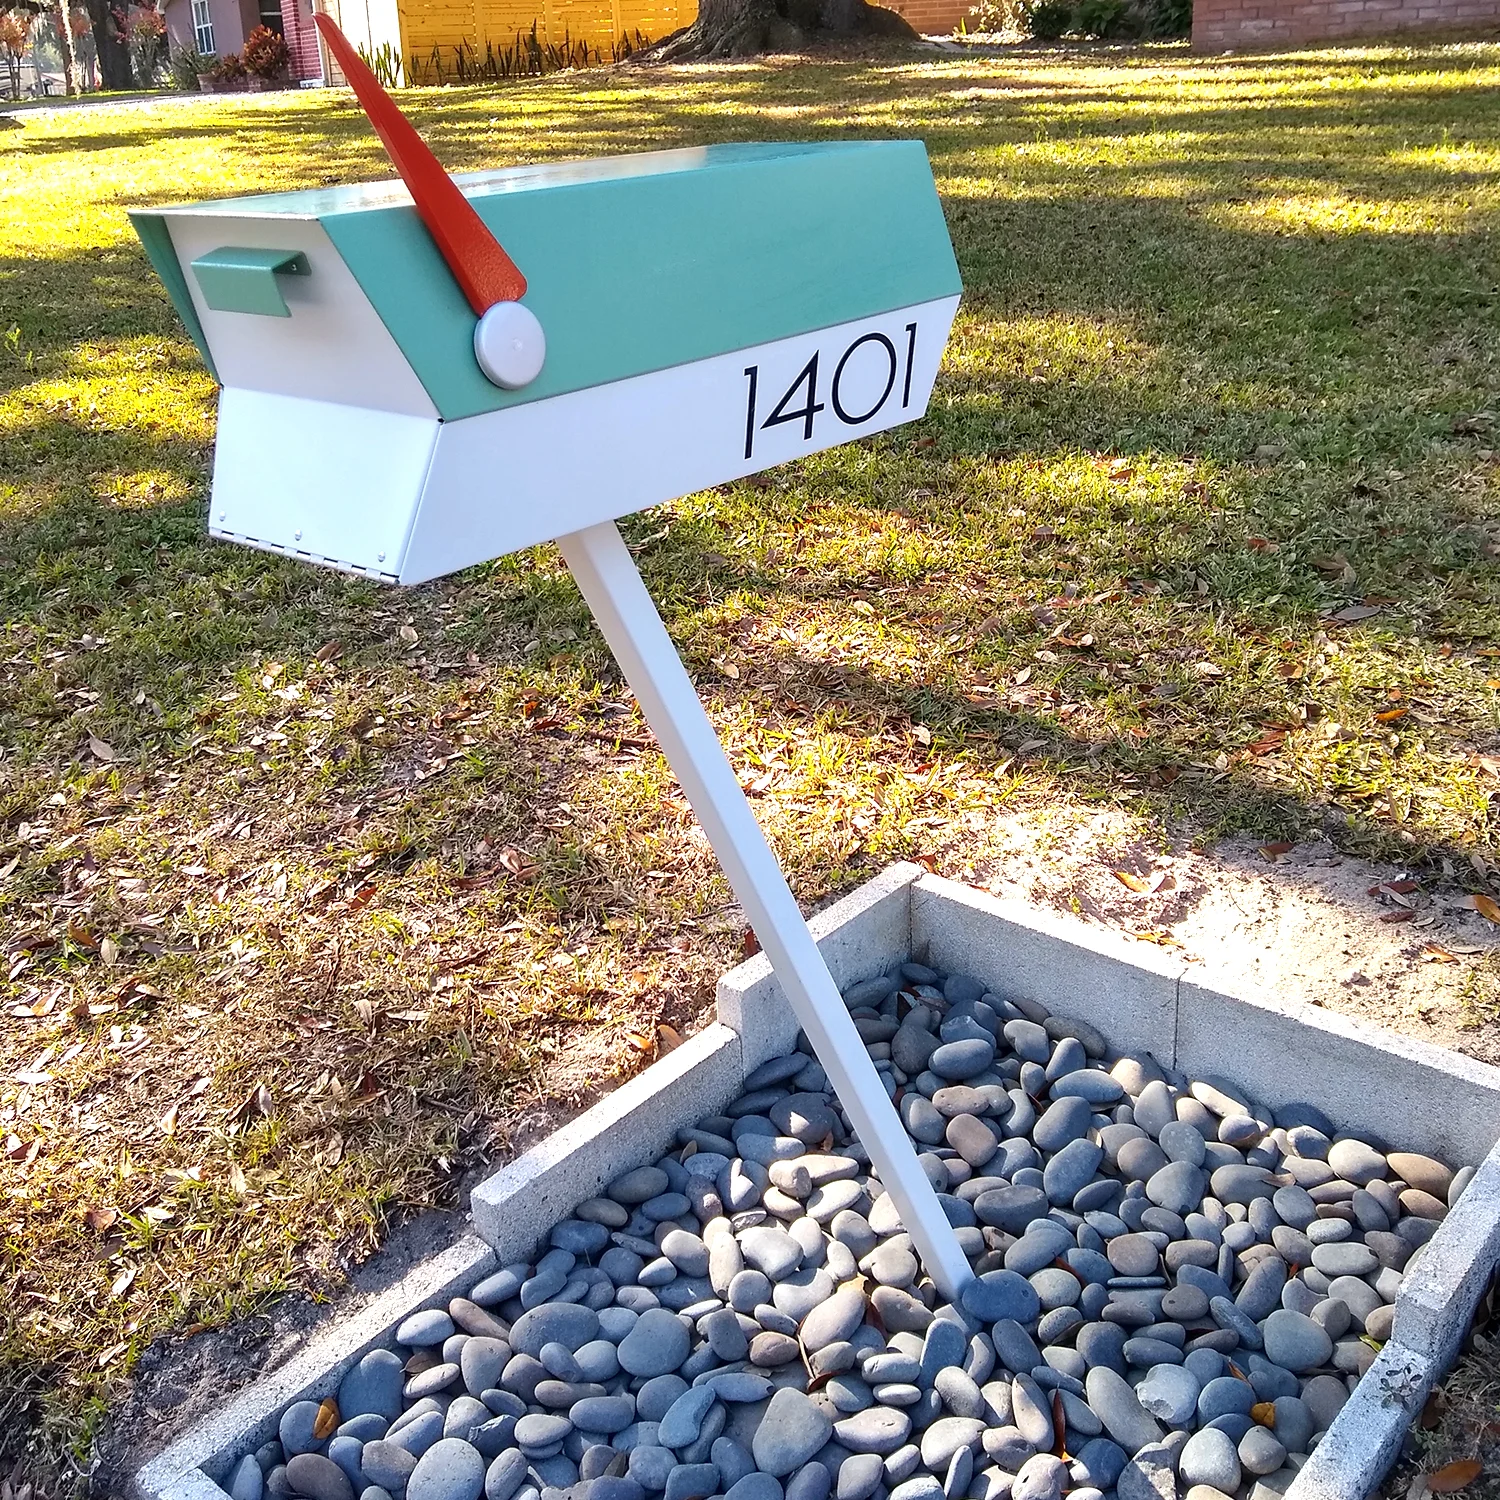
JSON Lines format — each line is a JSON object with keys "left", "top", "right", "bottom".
{"left": 55, "top": 0, "right": 79, "bottom": 93}
{"left": 84, "top": 0, "right": 132, "bottom": 86}
{"left": 635, "top": 0, "right": 915, "bottom": 60}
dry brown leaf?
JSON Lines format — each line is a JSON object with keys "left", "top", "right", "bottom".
{"left": 1458, "top": 893, "right": 1500, "bottom": 925}
{"left": 109, "top": 1265, "right": 138, "bottom": 1299}
{"left": 497, "top": 846, "right": 539, "bottom": 879}
{"left": 83, "top": 1206, "right": 118, "bottom": 1233}
{"left": 88, "top": 735, "right": 115, "bottom": 762}
{"left": 741, "top": 928, "right": 761, "bottom": 959}
{"left": 1259, "top": 842, "right": 1294, "bottom": 862}
{"left": 1428, "top": 1459, "right": 1483, "bottom": 1493}
{"left": 158, "top": 1103, "right": 180, "bottom": 1137}
{"left": 1113, "top": 870, "right": 1149, "bottom": 893}
{"left": 1380, "top": 908, "right": 1416, "bottom": 924}
{"left": 398, "top": 625, "right": 419, "bottom": 644}
{"left": 1329, "top": 604, "right": 1382, "bottom": 623}
{"left": 313, "top": 1397, "right": 340, "bottom": 1439}
{"left": 657, "top": 1024, "right": 683, "bottom": 1054}
{"left": 0, "top": 852, "right": 18, "bottom": 880}
{"left": 624, "top": 1032, "right": 654, "bottom": 1055}
{"left": 1376, "top": 707, "right": 1408, "bottom": 723}
{"left": 315, "top": 640, "right": 343, "bottom": 662}
{"left": 229, "top": 1162, "right": 248, "bottom": 1195}
{"left": 1422, "top": 943, "right": 1460, "bottom": 964}
{"left": 99, "top": 935, "right": 120, "bottom": 967}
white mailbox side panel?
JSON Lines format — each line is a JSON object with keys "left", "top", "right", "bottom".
{"left": 399, "top": 297, "right": 959, "bottom": 585}
{"left": 163, "top": 216, "right": 440, "bottom": 420}
{"left": 210, "top": 388, "right": 439, "bottom": 579}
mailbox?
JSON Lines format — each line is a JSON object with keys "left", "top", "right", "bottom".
{"left": 131, "top": 143, "right": 960, "bottom": 586}
{"left": 129, "top": 23, "right": 973, "bottom": 1298}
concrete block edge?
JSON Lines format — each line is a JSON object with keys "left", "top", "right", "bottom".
{"left": 134, "top": 1233, "right": 498, "bottom": 1500}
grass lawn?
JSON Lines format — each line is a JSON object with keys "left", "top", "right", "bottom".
{"left": 3, "top": 37, "right": 1500, "bottom": 1486}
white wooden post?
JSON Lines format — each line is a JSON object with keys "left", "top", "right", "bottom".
{"left": 557, "top": 519, "right": 972, "bottom": 1302}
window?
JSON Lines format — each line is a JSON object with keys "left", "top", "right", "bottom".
{"left": 191, "top": 0, "right": 215, "bottom": 52}
{"left": 258, "top": 0, "right": 284, "bottom": 32}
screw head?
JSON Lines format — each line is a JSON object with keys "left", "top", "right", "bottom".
{"left": 294, "top": 530, "right": 302, "bottom": 541}
{"left": 217, "top": 512, "right": 225, "bottom": 522}
{"left": 377, "top": 552, "right": 386, "bottom": 562}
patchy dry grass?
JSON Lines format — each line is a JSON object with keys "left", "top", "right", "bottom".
{"left": 3, "top": 37, "right": 1500, "bottom": 1486}
{"left": 1384, "top": 1321, "right": 1500, "bottom": 1499}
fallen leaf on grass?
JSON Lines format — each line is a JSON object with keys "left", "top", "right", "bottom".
{"left": 398, "top": 625, "right": 418, "bottom": 644}
{"left": 1328, "top": 604, "right": 1382, "bottom": 624}
{"left": 1422, "top": 944, "right": 1461, "bottom": 963}
{"left": 657, "top": 1024, "right": 683, "bottom": 1054}
{"left": 1311, "top": 552, "right": 1357, "bottom": 583}
{"left": 158, "top": 1103, "right": 179, "bottom": 1136}
{"left": 83, "top": 1206, "right": 118, "bottom": 1233}
{"left": 1458, "top": 894, "right": 1500, "bottom": 925}
{"left": 1259, "top": 843, "right": 1295, "bottom": 862}
{"left": 1428, "top": 1459, "right": 1483, "bottom": 1493}
{"left": 88, "top": 735, "right": 115, "bottom": 762}
{"left": 230, "top": 1082, "right": 272, "bottom": 1127}
{"left": 110, "top": 1265, "right": 138, "bottom": 1299}
{"left": 498, "top": 846, "right": 538, "bottom": 879}
{"left": 1380, "top": 908, "right": 1416, "bottom": 924}
{"left": 624, "top": 1032, "right": 654, "bottom": 1055}
{"left": 1246, "top": 731, "right": 1287, "bottom": 756}
{"left": 1370, "top": 880, "right": 1420, "bottom": 896}
{"left": 315, "top": 640, "right": 343, "bottom": 663}
{"left": 0, "top": 852, "right": 18, "bottom": 881}
{"left": 913, "top": 852, "right": 941, "bottom": 875}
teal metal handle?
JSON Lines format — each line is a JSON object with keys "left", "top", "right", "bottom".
{"left": 191, "top": 247, "right": 310, "bottom": 317}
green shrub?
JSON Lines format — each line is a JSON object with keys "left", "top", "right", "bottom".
{"left": 1075, "top": 0, "right": 1136, "bottom": 34}
{"left": 1139, "top": 0, "right": 1191, "bottom": 35}
{"left": 1023, "top": 0, "right": 1074, "bottom": 37}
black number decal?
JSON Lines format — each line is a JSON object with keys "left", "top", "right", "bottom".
{"left": 743, "top": 365, "right": 758, "bottom": 461}
{"left": 762, "top": 353, "right": 825, "bottom": 443}
{"left": 831, "top": 333, "right": 897, "bottom": 426}
{"left": 743, "top": 323, "right": 921, "bottom": 460}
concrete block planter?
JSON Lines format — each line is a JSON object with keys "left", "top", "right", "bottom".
{"left": 135, "top": 865, "right": 1500, "bottom": 1500}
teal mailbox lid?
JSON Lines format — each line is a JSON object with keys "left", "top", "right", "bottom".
{"left": 141, "top": 142, "right": 961, "bottom": 421}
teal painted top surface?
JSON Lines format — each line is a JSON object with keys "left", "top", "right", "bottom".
{"left": 146, "top": 142, "right": 962, "bottom": 421}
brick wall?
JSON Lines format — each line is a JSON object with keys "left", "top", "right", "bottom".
{"left": 1193, "top": 0, "right": 1498, "bottom": 49}
{"left": 886, "top": 0, "right": 972, "bottom": 30}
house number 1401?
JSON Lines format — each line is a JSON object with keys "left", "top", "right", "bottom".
{"left": 743, "top": 322, "right": 919, "bottom": 461}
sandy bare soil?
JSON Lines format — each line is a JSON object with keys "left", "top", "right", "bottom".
{"left": 963, "top": 808, "right": 1500, "bottom": 1065}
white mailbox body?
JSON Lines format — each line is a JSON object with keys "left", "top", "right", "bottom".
{"left": 131, "top": 141, "right": 962, "bottom": 585}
